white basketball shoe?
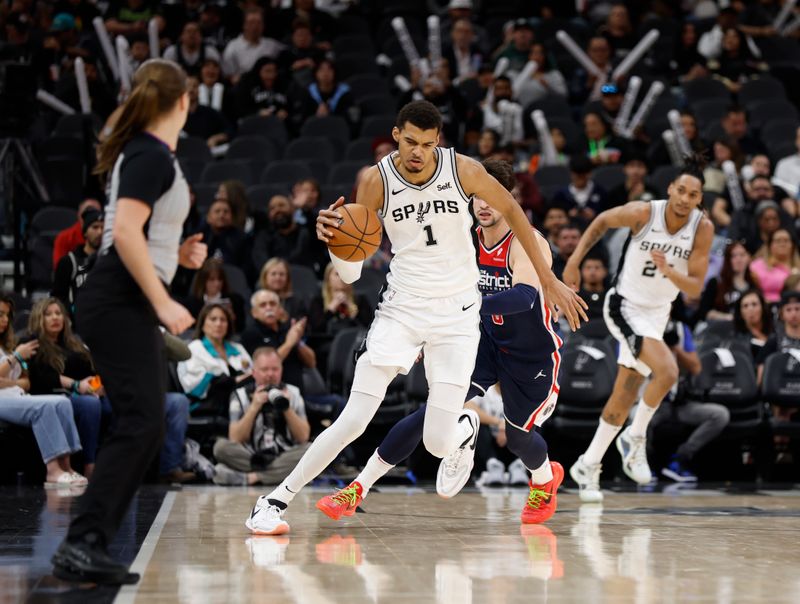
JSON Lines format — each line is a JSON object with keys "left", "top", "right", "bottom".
{"left": 615, "top": 427, "right": 652, "bottom": 485}
{"left": 436, "top": 408, "right": 479, "bottom": 498}
{"left": 569, "top": 455, "right": 603, "bottom": 503}
{"left": 245, "top": 496, "right": 290, "bottom": 535}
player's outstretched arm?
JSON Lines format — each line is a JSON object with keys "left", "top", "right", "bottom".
{"left": 562, "top": 201, "right": 652, "bottom": 292}
{"left": 315, "top": 167, "right": 384, "bottom": 284}
{"left": 457, "top": 155, "right": 588, "bottom": 331}
{"left": 650, "top": 216, "right": 713, "bottom": 298}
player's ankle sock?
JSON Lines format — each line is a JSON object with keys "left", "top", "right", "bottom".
{"left": 266, "top": 482, "right": 298, "bottom": 507}
{"left": 530, "top": 456, "right": 554, "bottom": 485}
{"left": 629, "top": 399, "right": 658, "bottom": 438}
{"left": 355, "top": 450, "right": 394, "bottom": 494}
{"left": 583, "top": 419, "right": 622, "bottom": 466}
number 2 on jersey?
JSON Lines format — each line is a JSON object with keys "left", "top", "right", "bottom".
{"left": 642, "top": 260, "right": 672, "bottom": 278}
{"left": 423, "top": 224, "right": 437, "bottom": 246}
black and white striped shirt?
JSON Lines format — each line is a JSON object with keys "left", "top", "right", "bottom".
{"left": 95, "top": 133, "right": 190, "bottom": 294}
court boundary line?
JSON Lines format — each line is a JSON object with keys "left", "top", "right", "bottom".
{"left": 114, "top": 490, "right": 177, "bottom": 604}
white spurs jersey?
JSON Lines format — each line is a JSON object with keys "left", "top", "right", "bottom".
{"left": 377, "top": 147, "right": 478, "bottom": 297}
{"left": 615, "top": 199, "right": 703, "bottom": 308}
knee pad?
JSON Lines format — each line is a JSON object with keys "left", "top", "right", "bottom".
{"left": 350, "top": 353, "right": 401, "bottom": 399}
{"left": 422, "top": 383, "right": 470, "bottom": 458}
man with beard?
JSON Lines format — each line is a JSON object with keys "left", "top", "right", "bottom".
{"left": 251, "top": 195, "right": 320, "bottom": 275}
{"left": 481, "top": 76, "right": 524, "bottom": 146}
{"left": 52, "top": 208, "right": 103, "bottom": 320}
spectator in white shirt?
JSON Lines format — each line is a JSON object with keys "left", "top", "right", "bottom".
{"left": 222, "top": 8, "right": 285, "bottom": 84}
{"left": 773, "top": 126, "right": 800, "bottom": 198}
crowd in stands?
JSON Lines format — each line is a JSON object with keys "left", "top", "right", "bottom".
{"left": 2, "top": 0, "right": 800, "bottom": 486}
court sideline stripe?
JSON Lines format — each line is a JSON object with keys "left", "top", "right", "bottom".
{"left": 114, "top": 490, "right": 177, "bottom": 604}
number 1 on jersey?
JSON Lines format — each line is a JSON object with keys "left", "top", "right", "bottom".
{"left": 423, "top": 224, "right": 437, "bottom": 246}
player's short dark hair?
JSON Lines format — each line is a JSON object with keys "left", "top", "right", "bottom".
{"left": 481, "top": 158, "right": 515, "bottom": 192}
{"left": 675, "top": 152, "right": 707, "bottom": 186}
{"left": 396, "top": 100, "right": 443, "bottom": 132}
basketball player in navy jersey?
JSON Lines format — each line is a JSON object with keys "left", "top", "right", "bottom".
{"left": 565, "top": 155, "right": 714, "bottom": 503}
{"left": 316, "top": 159, "right": 566, "bottom": 525}
{"left": 245, "top": 101, "right": 587, "bottom": 535}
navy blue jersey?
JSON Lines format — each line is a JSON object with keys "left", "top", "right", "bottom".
{"left": 476, "top": 227, "right": 563, "bottom": 360}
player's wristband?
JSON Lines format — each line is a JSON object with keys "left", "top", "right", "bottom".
{"left": 328, "top": 250, "right": 363, "bottom": 284}
{"left": 480, "top": 284, "right": 539, "bottom": 316}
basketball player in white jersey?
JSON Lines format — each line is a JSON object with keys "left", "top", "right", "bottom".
{"left": 563, "top": 155, "right": 713, "bottom": 503}
{"left": 245, "top": 100, "right": 588, "bottom": 534}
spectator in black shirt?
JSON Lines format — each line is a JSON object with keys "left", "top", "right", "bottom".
{"left": 52, "top": 208, "right": 103, "bottom": 320}
{"left": 201, "top": 198, "right": 249, "bottom": 267}
{"left": 696, "top": 240, "right": 759, "bottom": 324}
{"left": 163, "top": 21, "right": 220, "bottom": 77}
{"left": 183, "top": 75, "right": 231, "bottom": 150}
{"left": 275, "top": 0, "right": 335, "bottom": 48}
{"left": 290, "top": 59, "right": 358, "bottom": 136}
{"left": 733, "top": 289, "right": 773, "bottom": 360}
{"left": 234, "top": 57, "right": 289, "bottom": 120}
{"left": 242, "top": 290, "right": 316, "bottom": 391}
{"left": 251, "top": 195, "right": 317, "bottom": 275}
{"left": 552, "top": 155, "right": 608, "bottom": 224}
{"left": 721, "top": 105, "right": 765, "bottom": 158}
{"left": 598, "top": 4, "right": 636, "bottom": 58}
{"left": 278, "top": 19, "right": 324, "bottom": 89}
{"left": 606, "top": 152, "right": 658, "bottom": 209}
{"left": 578, "top": 255, "right": 609, "bottom": 321}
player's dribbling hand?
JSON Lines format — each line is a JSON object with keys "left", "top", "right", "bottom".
{"left": 542, "top": 276, "right": 589, "bottom": 332}
{"left": 157, "top": 299, "right": 195, "bottom": 335}
{"left": 316, "top": 196, "right": 345, "bottom": 243}
{"left": 178, "top": 233, "right": 208, "bottom": 269}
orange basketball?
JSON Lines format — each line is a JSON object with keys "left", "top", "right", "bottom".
{"left": 327, "top": 203, "right": 383, "bottom": 261}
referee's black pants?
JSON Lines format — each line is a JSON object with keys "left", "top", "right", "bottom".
{"left": 67, "top": 294, "right": 166, "bottom": 546}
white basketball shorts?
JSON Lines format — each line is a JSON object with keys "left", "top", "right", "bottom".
{"left": 603, "top": 287, "right": 670, "bottom": 377}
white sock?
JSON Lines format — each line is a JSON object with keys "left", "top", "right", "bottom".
{"left": 583, "top": 419, "right": 622, "bottom": 466}
{"left": 629, "top": 399, "right": 658, "bottom": 438}
{"left": 530, "top": 456, "right": 554, "bottom": 485}
{"left": 265, "top": 390, "right": 384, "bottom": 506}
{"left": 355, "top": 450, "right": 394, "bottom": 494}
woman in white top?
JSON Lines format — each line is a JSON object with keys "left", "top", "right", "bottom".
{"left": 0, "top": 294, "right": 86, "bottom": 487}
{"left": 514, "top": 42, "right": 569, "bottom": 107}
{"left": 178, "top": 303, "right": 252, "bottom": 407}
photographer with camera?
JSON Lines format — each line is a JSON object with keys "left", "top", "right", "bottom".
{"left": 212, "top": 347, "right": 310, "bottom": 486}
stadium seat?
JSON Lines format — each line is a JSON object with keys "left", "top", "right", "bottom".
{"left": 177, "top": 136, "right": 213, "bottom": 162}
{"left": 345, "top": 74, "right": 390, "bottom": 100}
{"left": 284, "top": 137, "right": 337, "bottom": 163}
{"left": 40, "top": 157, "right": 85, "bottom": 205}
{"left": 690, "top": 98, "right": 729, "bottom": 129}
{"left": 300, "top": 116, "right": 351, "bottom": 151}
{"left": 200, "top": 160, "right": 254, "bottom": 186}
{"left": 649, "top": 165, "right": 681, "bottom": 197}
{"left": 345, "top": 137, "right": 375, "bottom": 162}
{"left": 192, "top": 183, "right": 219, "bottom": 213}
{"left": 760, "top": 119, "right": 800, "bottom": 146}
{"left": 178, "top": 158, "right": 207, "bottom": 185}
{"left": 327, "top": 161, "right": 365, "bottom": 186}
{"left": 222, "top": 263, "right": 251, "bottom": 303}
{"left": 53, "top": 113, "right": 102, "bottom": 137}
{"left": 261, "top": 161, "right": 312, "bottom": 185}
{"left": 334, "top": 53, "right": 380, "bottom": 79}
{"left": 289, "top": 264, "right": 321, "bottom": 305}
{"left": 359, "top": 94, "right": 396, "bottom": 117}
{"left": 535, "top": 165, "right": 571, "bottom": 188}
{"left": 246, "top": 184, "right": 291, "bottom": 210}
{"left": 326, "top": 327, "right": 364, "bottom": 394}
{"left": 39, "top": 136, "right": 83, "bottom": 160}
{"left": 527, "top": 95, "right": 573, "bottom": 121}
{"left": 739, "top": 76, "right": 787, "bottom": 108}
{"left": 761, "top": 352, "right": 800, "bottom": 409}
{"left": 225, "top": 136, "right": 279, "bottom": 164}
{"left": 333, "top": 34, "right": 375, "bottom": 57}
{"left": 360, "top": 115, "right": 396, "bottom": 139}
{"left": 683, "top": 78, "right": 731, "bottom": 104}
{"left": 592, "top": 165, "right": 626, "bottom": 192}
{"left": 748, "top": 99, "right": 799, "bottom": 129}
{"left": 237, "top": 115, "right": 289, "bottom": 150}
{"left": 688, "top": 348, "right": 758, "bottom": 408}
{"left": 30, "top": 206, "right": 77, "bottom": 233}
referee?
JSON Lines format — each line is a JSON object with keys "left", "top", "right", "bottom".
{"left": 52, "top": 60, "right": 207, "bottom": 585}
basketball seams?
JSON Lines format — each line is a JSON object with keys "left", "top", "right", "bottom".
{"left": 328, "top": 204, "right": 382, "bottom": 261}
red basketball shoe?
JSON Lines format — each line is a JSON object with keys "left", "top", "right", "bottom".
{"left": 316, "top": 481, "right": 364, "bottom": 520}
{"left": 520, "top": 461, "right": 564, "bottom": 524}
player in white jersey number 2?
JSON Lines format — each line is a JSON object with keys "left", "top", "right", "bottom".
{"left": 563, "top": 154, "right": 714, "bottom": 503}
{"left": 245, "top": 100, "right": 588, "bottom": 535}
